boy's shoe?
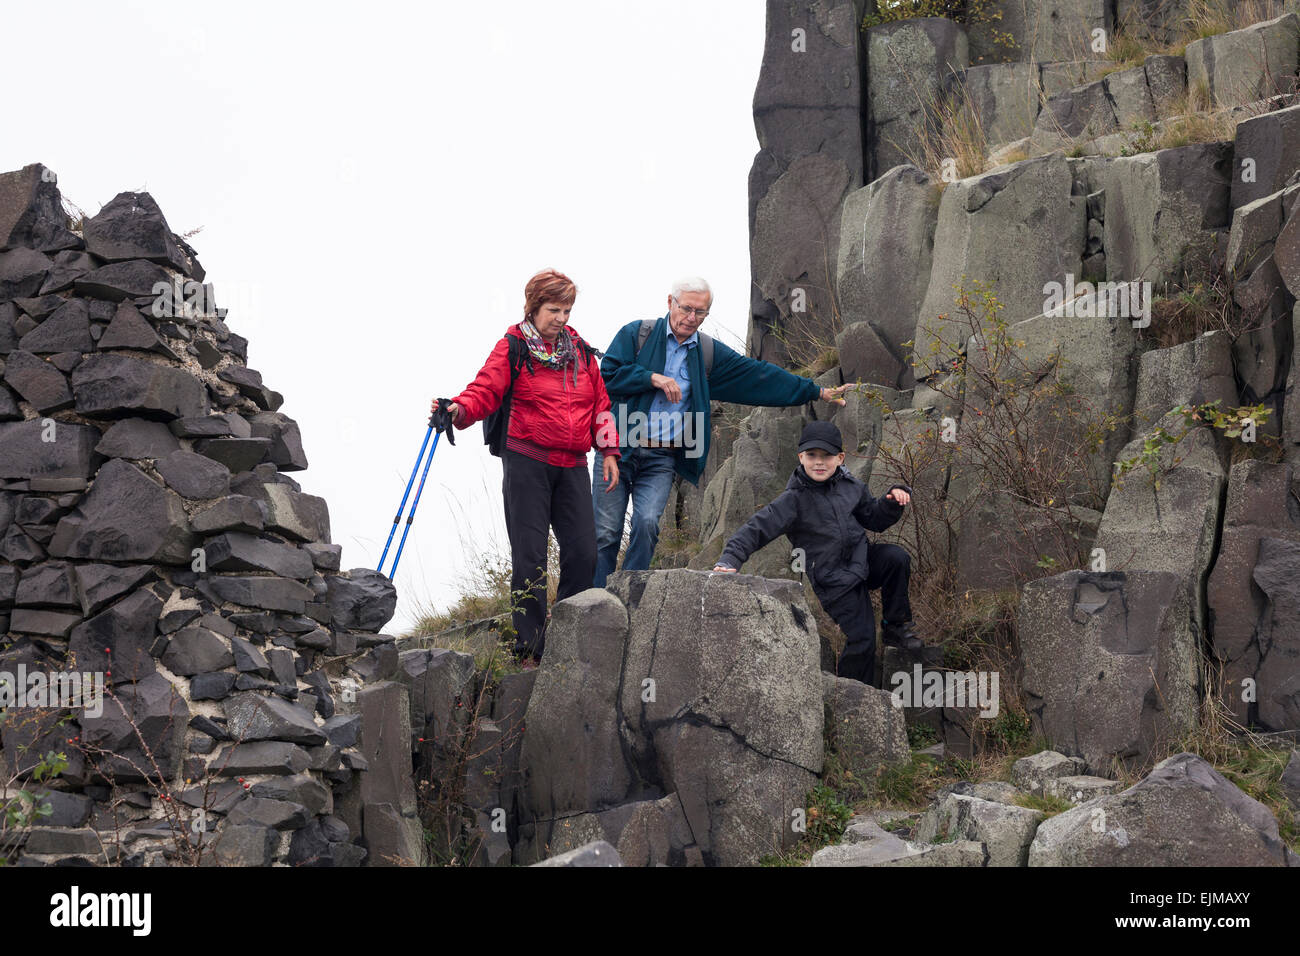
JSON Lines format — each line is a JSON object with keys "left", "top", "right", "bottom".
{"left": 881, "top": 620, "right": 923, "bottom": 653}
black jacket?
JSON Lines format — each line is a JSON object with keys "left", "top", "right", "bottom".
{"left": 717, "top": 466, "right": 912, "bottom": 598}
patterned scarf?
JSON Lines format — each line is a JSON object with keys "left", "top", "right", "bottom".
{"left": 520, "top": 320, "right": 580, "bottom": 386}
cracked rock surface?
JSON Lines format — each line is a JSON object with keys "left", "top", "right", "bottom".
{"left": 518, "top": 569, "right": 822, "bottom": 866}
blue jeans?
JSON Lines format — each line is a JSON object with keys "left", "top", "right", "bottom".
{"left": 592, "top": 447, "right": 678, "bottom": 588}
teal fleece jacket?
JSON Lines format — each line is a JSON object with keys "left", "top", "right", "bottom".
{"left": 600, "top": 314, "right": 822, "bottom": 485}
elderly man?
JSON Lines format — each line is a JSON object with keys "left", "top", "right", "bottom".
{"left": 593, "top": 277, "right": 849, "bottom": 588}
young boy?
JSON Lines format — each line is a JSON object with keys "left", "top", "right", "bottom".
{"left": 712, "top": 420, "right": 920, "bottom": 685}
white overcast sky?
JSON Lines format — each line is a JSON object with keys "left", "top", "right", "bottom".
{"left": 3, "top": 0, "right": 766, "bottom": 632}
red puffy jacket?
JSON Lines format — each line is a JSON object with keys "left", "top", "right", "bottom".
{"left": 453, "top": 324, "right": 620, "bottom": 466}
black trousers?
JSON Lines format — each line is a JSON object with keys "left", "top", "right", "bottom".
{"left": 817, "top": 541, "right": 912, "bottom": 685}
{"left": 502, "top": 450, "right": 597, "bottom": 660}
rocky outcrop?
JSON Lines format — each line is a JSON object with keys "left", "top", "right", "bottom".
{"left": 1019, "top": 571, "right": 1200, "bottom": 774}
{"left": 914, "top": 154, "right": 1086, "bottom": 374}
{"left": 1207, "top": 461, "right": 1300, "bottom": 730}
{"left": 518, "top": 571, "right": 823, "bottom": 866}
{"left": 835, "top": 165, "right": 939, "bottom": 390}
{"left": 748, "top": 0, "right": 866, "bottom": 366}
{"left": 1185, "top": 13, "right": 1300, "bottom": 110}
{"left": 1029, "top": 752, "right": 1294, "bottom": 865}
{"left": 1098, "top": 143, "right": 1234, "bottom": 287}
{"left": 0, "top": 165, "right": 396, "bottom": 867}
{"left": 865, "top": 17, "right": 969, "bottom": 178}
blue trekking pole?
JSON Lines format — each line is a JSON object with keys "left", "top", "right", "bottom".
{"left": 378, "top": 398, "right": 455, "bottom": 578}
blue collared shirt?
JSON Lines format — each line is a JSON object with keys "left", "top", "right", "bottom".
{"left": 647, "top": 323, "right": 697, "bottom": 442}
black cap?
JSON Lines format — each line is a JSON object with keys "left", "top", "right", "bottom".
{"left": 798, "top": 421, "right": 842, "bottom": 454}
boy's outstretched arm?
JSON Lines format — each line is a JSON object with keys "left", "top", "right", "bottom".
{"left": 713, "top": 492, "right": 799, "bottom": 572}
{"left": 854, "top": 482, "right": 913, "bottom": 532}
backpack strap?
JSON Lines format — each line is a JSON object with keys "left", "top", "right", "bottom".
{"left": 636, "top": 318, "right": 656, "bottom": 356}
{"left": 506, "top": 334, "right": 532, "bottom": 380}
{"left": 699, "top": 332, "right": 714, "bottom": 378}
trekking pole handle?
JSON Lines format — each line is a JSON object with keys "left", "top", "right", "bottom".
{"left": 430, "top": 397, "right": 457, "bottom": 444}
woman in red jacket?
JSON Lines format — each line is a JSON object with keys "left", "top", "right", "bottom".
{"left": 437, "top": 269, "right": 620, "bottom": 665}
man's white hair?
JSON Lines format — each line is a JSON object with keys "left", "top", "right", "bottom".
{"left": 671, "top": 276, "right": 712, "bottom": 301}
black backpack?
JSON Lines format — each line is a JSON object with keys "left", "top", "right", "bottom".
{"left": 483, "top": 333, "right": 603, "bottom": 457}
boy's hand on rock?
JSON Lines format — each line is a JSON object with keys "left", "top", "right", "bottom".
{"left": 713, "top": 565, "right": 737, "bottom": 573}
{"left": 886, "top": 488, "right": 910, "bottom": 506}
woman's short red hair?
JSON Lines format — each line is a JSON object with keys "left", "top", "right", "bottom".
{"left": 524, "top": 269, "right": 577, "bottom": 321}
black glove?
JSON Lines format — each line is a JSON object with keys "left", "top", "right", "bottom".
{"left": 429, "top": 398, "right": 456, "bottom": 445}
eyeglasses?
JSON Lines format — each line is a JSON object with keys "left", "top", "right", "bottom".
{"left": 673, "top": 297, "right": 709, "bottom": 319}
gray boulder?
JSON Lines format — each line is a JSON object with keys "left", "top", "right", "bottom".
{"left": 79, "top": 672, "right": 189, "bottom": 784}
{"left": 192, "top": 496, "right": 266, "bottom": 534}
{"left": 1010, "top": 750, "right": 1088, "bottom": 795}
{"left": 1185, "top": 13, "right": 1300, "bottom": 110}
{"left": 248, "top": 412, "right": 308, "bottom": 471}
{"left": 521, "top": 572, "right": 822, "bottom": 867}
{"left": 1245, "top": 537, "right": 1300, "bottom": 731}
{"left": 1132, "top": 331, "right": 1238, "bottom": 429}
{"left": 82, "top": 191, "right": 203, "bottom": 279}
{"left": 72, "top": 353, "right": 209, "bottom": 421}
{"left": 1044, "top": 774, "right": 1125, "bottom": 803}
{"left": 161, "top": 626, "right": 235, "bottom": 676}
{"left": 98, "top": 301, "right": 175, "bottom": 357}
{"left": 915, "top": 793, "right": 1045, "bottom": 866}
{"left": 835, "top": 164, "right": 938, "bottom": 389}
{"left": 397, "top": 646, "right": 476, "bottom": 768}
{"left": 358, "top": 680, "right": 425, "bottom": 866}
{"left": 3, "top": 349, "right": 73, "bottom": 413}
{"left": 17, "top": 298, "right": 91, "bottom": 353}
{"left": 155, "top": 449, "right": 231, "bottom": 500}
{"left": 822, "top": 673, "right": 909, "bottom": 774}
{"left": 953, "top": 493, "right": 1101, "bottom": 591}
{"left": 0, "top": 164, "right": 82, "bottom": 252}
{"left": 73, "top": 260, "right": 171, "bottom": 302}
{"left": 750, "top": 152, "right": 853, "bottom": 366}
{"left": 959, "top": 62, "right": 1040, "bottom": 146}
{"left": 1093, "top": 409, "right": 1226, "bottom": 627}
{"left": 50, "top": 458, "right": 195, "bottom": 564}
{"left": 915, "top": 154, "right": 1086, "bottom": 375}
{"left": 95, "top": 418, "right": 181, "bottom": 459}
{"left": 865, "top": 17, "right": 969, "bottom": 177}
{"left": 1227, "top": 184, "right": 1299, "bottom": 276}
{"left": 1206, "top": 461, "right": 1300, "bottom": 728}
{"left": 1143, "top": 53, "right": 1187, "bottom": 112}
{"left": 1029, "top": 753, "right": 1291, "bottom": 865}
{"left": 1019, "top": 570, "right": 1200, "bottom": 774}
{"left": 72, "top": 563, "right": 154, "bottom": 616}
{"left": 326, "top": 568, "right": 396, "bottom": 631}
{"left": 244, "top": 482, "right": 330, "bottom": 542}
{"left": 0, "top": 248, "right": 53, "bottom": 301}
{"left": 1031, "top": 79, "right": 1118, "bottom": 150}
{"left": 532, "top": 840, "right": 622, "bottom": 867}
{"left": 203, "top": 532, "right": 314, "bottom": 579}
{"left": 1099, "top": 143, "right": 1233, "bottom": 287}
{"left": 37, "top": 250, "right": 97, "bottom": 295}
{"left": 66, "top": 588, "right": 163, "bottom": 686}
{"left": 986, "top": 0, "right": 1107, "bottom": 64}
{"left": 223, "top": 692, "right": 325, "bottom": 746}
{"left": 751, "top": 0, "right": 863, "bottom": 183}
{"left": 0, "top": 419, "right": 99, "bottom": 480}
{"left": 198, "top": 575, "right": 313, "bottom": 613}
{"left": 1231, "top": 104, "right": 1300, "bottom": 211}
